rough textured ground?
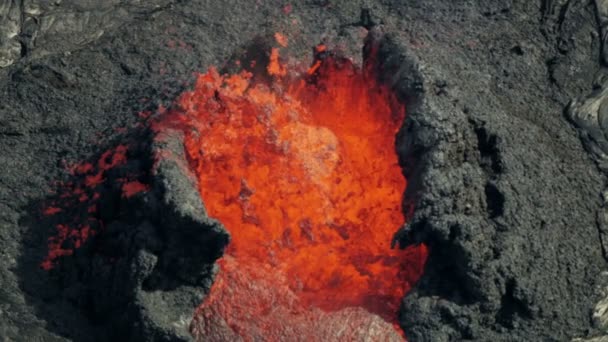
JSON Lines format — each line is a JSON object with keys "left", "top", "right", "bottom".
{"left": 0, "top": 0, "right": 606, "bottom": 341}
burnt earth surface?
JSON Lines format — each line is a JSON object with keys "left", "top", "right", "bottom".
{"left": 0, "top": 1, "right": 606, "bottom": 341}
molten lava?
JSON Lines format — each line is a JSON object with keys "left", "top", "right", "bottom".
{"left": 166, "top": 44, "right": 428, "bottom": 339}
{"left": 41, "top": 144, "right": 150, "bottom": 271}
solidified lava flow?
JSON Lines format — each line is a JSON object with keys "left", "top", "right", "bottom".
{"left": 168, "top": 42, "right": 429, "bottom": 340}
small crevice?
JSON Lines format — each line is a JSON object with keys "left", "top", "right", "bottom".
{"left": 495, "top": 279, "right": 533, "bottom": 328}
{"left": 472, "top": 122, "right": 503, "bottom": 175}
{"left": 485, "top": 182, "right": 505, "bottom": 219}
{"left": 468, "top": 119, "right": 505, "bottom": 219}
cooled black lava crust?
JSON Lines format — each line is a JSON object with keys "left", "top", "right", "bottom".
{"left": 0, "top": 1, "right": 605, "bottom": 341}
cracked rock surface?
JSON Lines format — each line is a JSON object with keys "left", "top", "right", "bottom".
{"left": 0, "top": 0, "right": 174, "bottom": 68}
{"left": 0, "top": 0, "right": 607, "bottom": 341}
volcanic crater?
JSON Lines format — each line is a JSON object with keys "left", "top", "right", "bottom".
{"left": 2, "top": 1, "right": 608, "bottom": 342}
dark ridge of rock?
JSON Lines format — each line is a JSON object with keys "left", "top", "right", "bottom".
{"left": 568, "top": 85, "right": 608, "bottom": 173}
{"left": 384, "top": 1, "right": 605, "bottom": 339}
{"left": 596, "top": 0, "right": 608, "bottom": 66}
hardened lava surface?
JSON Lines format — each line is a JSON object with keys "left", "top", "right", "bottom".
{"left": 1, "top": 1, "right": 607, "bottom": 342}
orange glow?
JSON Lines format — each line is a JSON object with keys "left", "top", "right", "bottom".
{"left": 164, "top": 46, "right": 428, "bottom": 339}
{"left": 41, "top": 144, "right": 135, "bottom": 270}
{"left": 307, "top": 60, "right": 322, "bottom": 75}
{"left": 274, "top": 32, "right": 288, "bottom": 47}
{"left": 43, "top": 206, "right": 62, "bottom": 215}
{"left": 267, "top": 48, "right": 287, "bottom": 76}
{"left": 121, "top": 181, "right": 149, "bottom": 197}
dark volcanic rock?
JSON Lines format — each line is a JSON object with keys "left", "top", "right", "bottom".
{"left": 0, "top": 0, "right": 175, "bottom": 68}
{"left": 16, "top": 129, "right": 228, "bottom": 341}
{"left": 0, "top": 0, "right": 607, "bottom": 341}
{"left": 385, "top": 1, "right": 606, "bottom": 340}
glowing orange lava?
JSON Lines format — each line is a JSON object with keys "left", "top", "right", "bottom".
{"left": 162, "top": 44, "right": 429, "bottom": 340}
